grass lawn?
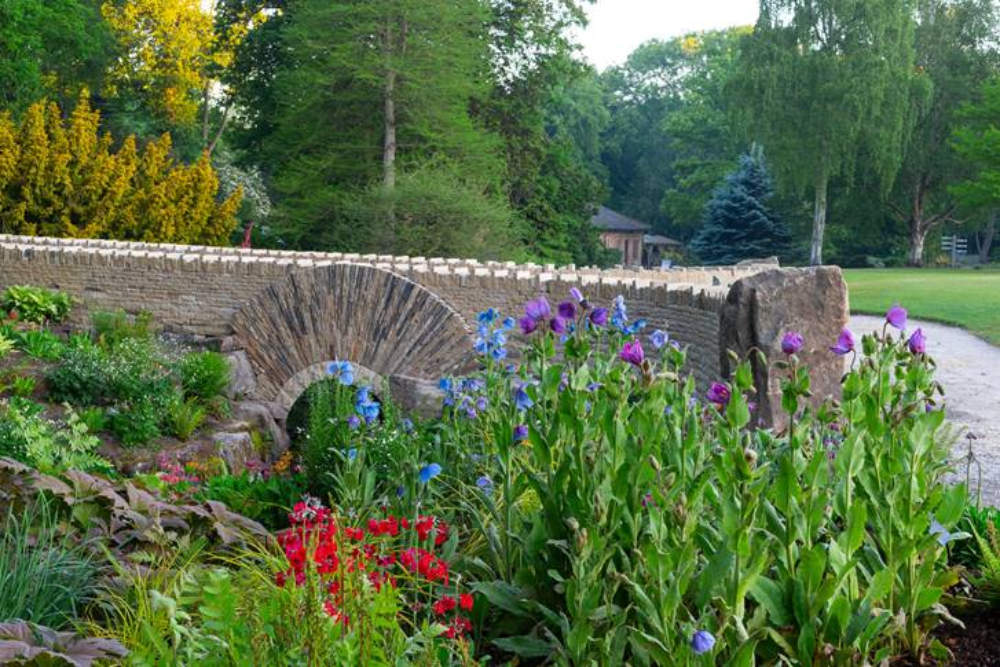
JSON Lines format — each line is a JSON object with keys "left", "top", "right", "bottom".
{"left": 843, "top": 268, "right": 1000, "bottom": 345}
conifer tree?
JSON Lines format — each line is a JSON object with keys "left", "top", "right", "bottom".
{"left": 690, "top": 147, "right": 790, "bottom": 265}
{"left": 0, "top": 93, "right": 241, "bottom": 244}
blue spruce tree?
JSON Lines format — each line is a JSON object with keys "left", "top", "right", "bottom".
{"left": 690, "top": 147, "right": 790, "bottom": 265}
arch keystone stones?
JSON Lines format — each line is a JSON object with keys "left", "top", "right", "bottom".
{"left": 231, "top": 263, "right": 474, "bottom": 417}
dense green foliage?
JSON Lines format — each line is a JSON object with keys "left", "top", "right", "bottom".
{"left": 1, "top": 285, "right": 72, "bottom": 324}
{"left": 1, "top": 0, "right": 998, "bottom": 265}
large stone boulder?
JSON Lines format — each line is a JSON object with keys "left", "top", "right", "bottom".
{"left": 719, "top": 266, "right": 848, "bottom": 428}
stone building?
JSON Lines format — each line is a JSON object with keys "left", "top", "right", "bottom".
{"left": 590, "top": 206, "right": 649, "bottom": 266}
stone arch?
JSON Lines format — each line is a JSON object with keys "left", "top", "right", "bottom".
{"left": 231, "top": 263, "right": 475, "bottom": 418}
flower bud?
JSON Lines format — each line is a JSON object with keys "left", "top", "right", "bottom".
{"left": 743, "top": 448, "right": 758, "bottom": 467}
{"left": 648, "top": 455, "right": 662, "bottom": 473}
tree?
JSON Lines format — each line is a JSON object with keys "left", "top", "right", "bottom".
{"left": 100, "top": 0, "right": 268, "bottom": 159}
{"left": 0, "top": 0, "right": 112, "bottom": 114}
{"left": 890, "top": 0, "right": 998, "bottom": 265}
{"left": 951, "top": 76, "right": 1000, "bottom": 262}
{"left": 477, "top": 0, "right": 610, "bottom": 265}
{"left": 235, "top": 0, "right": 507, "bottom": 253}
{"left": 736, "top": 0, "right": 919, "bottom": 265}
{"left": 600, "top": 28, "right": 748, "bottom": 240}
{"left": 0, "top": 94, "right": 240, "bottom": 244}
{"left": 689, "top": 147, "right": 790, "bottom": 264}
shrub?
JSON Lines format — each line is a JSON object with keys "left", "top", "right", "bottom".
{"left": 180, "top": 350, "right": 230, "bottom": 401}
{"left": 47, "top": 337, "right": 173, "bottom": 410}
{"left": 0, "top": 285, "right": 72, "bottom": 324}
{"left": 0, "top": 498, "right": 99, "bottom": 628}
{"left": 108, "top": 399, "right": 161, "bottom": 447}
{"left": 165, "top": 393, "right": 206, "bottom": 441}
{"left": 0, "top": 95, "right": 241, "bottom": 244}
{"left": 45, "top": 341, "right": 106, "bottom": 405}
{"left": 91, "top": 309, "right": 154, "bottom": 348}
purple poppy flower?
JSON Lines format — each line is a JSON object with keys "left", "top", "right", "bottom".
{"left": 570, "top": 287, "right": 584, "bottom": 303}
{"left": 641, "top": 492, "right": 654, "bottom": 508}
{"left": 649, "top": 329, "right": 668, "bottom": 349}
{"left": 558, "top": 301, "right": 576, "bottom": 320}
{"left": 513, "top": 424, "right": 528, "bottom": 441}
{"left": 886, "top": 304, "right": 908, "bottom": 331}
{"left": 620, "top": 340, "right": 645, "bottom": 367}
{"left": 519, "top": 316, "right": 538, "bottom": 335}
{"left": 589, "top": 307, "right": 609, "bottom": 326}
{"left": 691, "top": 630, "right": 715, "bottom": 655}
{"left": 908, "top": 328, "right": 926, "bottom": 355}
{"left": 524, "top": 297, "right": 551, "bottom": 321}
{"left": 706, "top": 382, "right": 731, "bottom": 406}
{"left": 781, "top": 331, "right": 804, "bottom": 355}
{"left": 550, "top": 317, "right": 568, "bottom": 334}
{"left": 347, "top": 415, "right": 361, "bottom": 430}
{"left": 830, "top": 328, "right": 855, "bottom": 356}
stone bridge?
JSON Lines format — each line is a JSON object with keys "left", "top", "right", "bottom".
{"left": 0, "top": 234, "right": 848, "bottom": 424}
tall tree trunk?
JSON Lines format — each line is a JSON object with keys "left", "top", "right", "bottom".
{"left": 383, "top": 67, "right": 397, "bottom": 189}
{"left": 908, "top": 225, "right": 927, "bottom": 266}
{"left": 980, "top": 210, "right": 996, "bottom": 263}
{"left": 907, "top": 183, "right": 927, "bottom": 267}
{"left": 809, "top": 173, "right": 827, "bottom": 266}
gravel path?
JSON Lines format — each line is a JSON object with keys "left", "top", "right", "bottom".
{"left": 850, "top": 315, "right": 1000, "bottom": 507}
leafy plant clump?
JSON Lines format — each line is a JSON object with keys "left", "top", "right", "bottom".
{"left": 0, "top": 499, "right": 99, "bottom": 629}
{"left": 1, "top": 285, "right": 72, "bottom": 324}
{"left": 180, "top": 350, "right": 231, "bottom": 402}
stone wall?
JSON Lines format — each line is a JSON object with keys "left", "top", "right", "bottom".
{"left": 0, "top": 234, "right": 846, "bottom": 421}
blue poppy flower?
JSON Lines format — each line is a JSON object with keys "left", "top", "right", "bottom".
{"left": 347, "top": 415, "right": 361, "bottom": 430}
{"left": 691, "top": 630, "right": 715, "bottom": 655}
{"left": 419, "top": 463, "right": 442, "bottom": 483}
{"left": 327, "top": 360, "right": 354, "bottom": 386}
{"left": 476, "top": 476, "right": 494, "bottom": 495}
{"left": 514, "top": 387, "right": 533, "bottom": 411}
{"left": 346, "top": 448, "right": 357, "bottom": 462}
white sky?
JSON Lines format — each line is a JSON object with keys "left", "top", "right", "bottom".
{"left": 578, "top": 0, "right": 760, "bottom": 71}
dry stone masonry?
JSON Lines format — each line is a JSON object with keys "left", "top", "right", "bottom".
{"left": 0, "top": 234, "right": 848, "bottom": 421}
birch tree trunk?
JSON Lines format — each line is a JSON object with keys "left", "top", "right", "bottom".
{"left": 810, "top": 173, "right": 828, "bottom": 266}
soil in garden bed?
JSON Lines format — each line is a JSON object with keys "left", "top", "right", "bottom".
{"left": 898, "top": 607, "right": 1000, "bottom": 666}
{"left": 936, "top": 607, "right": 1000, "bottom": 666}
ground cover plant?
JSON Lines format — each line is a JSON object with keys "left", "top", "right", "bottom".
{"left": 1, "top": 284, "right": 997, "bottom": 665}
{"left": 844, "top": 268, "right": 1000, "bottom": 344}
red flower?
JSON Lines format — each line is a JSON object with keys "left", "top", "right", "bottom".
{"left": 459, "top": 593, "right": 474, "bottom": 611}
{"left": 433, "top": 595, "right": 457, "bottom": 615}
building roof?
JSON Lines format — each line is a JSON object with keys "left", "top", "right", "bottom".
{"left": 643, "top": 234, "right": 682, "bottom": 247}
{"left": 589, "top": 206, "right": 651, "bottom": 232}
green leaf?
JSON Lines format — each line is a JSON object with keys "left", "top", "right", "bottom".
{"left": 749, "top": 577, "right": 791, "bottom": 626}
{"left": 492, "top": 635, "right": 555, "bottom": 658}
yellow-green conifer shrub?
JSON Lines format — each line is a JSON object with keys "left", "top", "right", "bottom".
{"left": 0, "top": 93, "right": 241, "bottom": 245}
